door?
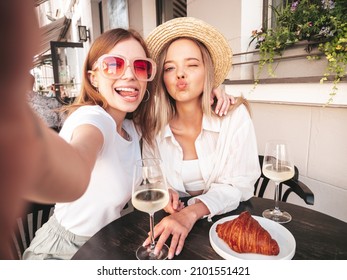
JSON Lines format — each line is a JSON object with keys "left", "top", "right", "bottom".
{"left": 50, "top": 41, "right": 84, "bottom": 104}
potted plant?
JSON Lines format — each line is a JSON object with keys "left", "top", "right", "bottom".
{"left": 250, "top": 0, "right": 347, "bottom": 102}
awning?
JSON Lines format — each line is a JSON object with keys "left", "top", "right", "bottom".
{"left": 33, "top": 16, "right": 71, "bottom": 67}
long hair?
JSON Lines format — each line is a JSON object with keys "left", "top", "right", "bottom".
{"left": 62, "top": 28, "right": 156, "bottom": 145}
{"left": 153, "top": 37, "right": 250, "bottom": 135}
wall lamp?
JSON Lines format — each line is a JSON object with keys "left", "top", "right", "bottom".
{"left": 78, "top": 25, "right": 90, "bottom": 42}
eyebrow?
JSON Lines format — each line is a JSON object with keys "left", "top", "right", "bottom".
{"left": 164, "top": 57, "right": 201, "bottom": 65}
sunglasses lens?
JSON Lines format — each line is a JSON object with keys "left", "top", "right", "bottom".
{"left": 133, "top": 59, "right": 154, "bottom": 81}
{"left": 101, "top": 56, "right": 125, "bottom": 78}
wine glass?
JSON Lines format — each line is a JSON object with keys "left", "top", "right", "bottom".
{"left": 132, "top": 158, "right": 170, "bottom": 260}
{"left": 262, "top": 141, "right": 295, "bottom": 223}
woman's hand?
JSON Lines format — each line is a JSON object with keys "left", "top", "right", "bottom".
{"left": 163, "top": 189, "right": 185, "bottom": 214}
{"left": 211, "top": 85, "right": 236, "bottom": 116}
{"left": 143, "top": 208, "right": 196, "bottom": 259}
{"left": 144, "top": 202, "right": 210, "bottom": 259}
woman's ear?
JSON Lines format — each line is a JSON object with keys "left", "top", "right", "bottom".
{"left": 88, "top": 70, "right": 98, "bottom": 88}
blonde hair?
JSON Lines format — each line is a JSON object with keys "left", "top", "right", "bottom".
{"left": 153, "top": 38, "right": 250, "bottom": 135}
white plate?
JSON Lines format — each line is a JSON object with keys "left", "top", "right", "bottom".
{"left": 209, "top": 215, "right": 296, "bottom": 260}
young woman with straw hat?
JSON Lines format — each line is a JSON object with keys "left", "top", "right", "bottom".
{"left": 143, "top": 17, "right": 261, "bottom": 259}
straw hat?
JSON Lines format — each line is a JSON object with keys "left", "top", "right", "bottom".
{"left": 146, "top": 17, "right": 232, "bottom": 87}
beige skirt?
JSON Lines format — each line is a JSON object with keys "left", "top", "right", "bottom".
{"left": 22, "top": 215, "right": 90, "bottom": 260}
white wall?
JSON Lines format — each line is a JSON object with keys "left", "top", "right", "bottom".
{"left": 128, "top": 0, "right": 156, "bottom": 38}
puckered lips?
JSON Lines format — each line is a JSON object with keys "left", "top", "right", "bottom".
{"left": 115, "top": 87, "right": 140, "bottom": 102}
{"left": 176, "top": 80, "right": 188, "bottom": 90}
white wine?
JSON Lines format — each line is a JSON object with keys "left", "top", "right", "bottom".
{"left": 132, "top": 186, "right": 169, "bottom": 214}
{"left": 263, "top": 164, "right": 294, "bottom": 183}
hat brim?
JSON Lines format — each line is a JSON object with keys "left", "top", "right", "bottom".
{"left": 146, "top": 17, "right": 232, "bottom": 87}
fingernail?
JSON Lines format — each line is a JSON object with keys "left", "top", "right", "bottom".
{"left": 176, "top": 249, "right": 181, "bottom": 255}
{"left": 215, "top": 109, "right": 219, "bottom": 114}
{"left": 168, "top": 253, "right": 174, "bottom": 259}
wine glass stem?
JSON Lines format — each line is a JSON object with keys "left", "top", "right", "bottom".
{"left": 273, "top": 182, "right": 281, "bottom": 215}
{"left": 149, "top": 213, "right": 155, "bottom": 250}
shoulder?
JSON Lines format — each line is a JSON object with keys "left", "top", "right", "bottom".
{"left": 233, "top": 103, "right": 250, "bottom": 116}
{"left": 63, "top": 105, "right": 116, "bottom": 137}
{"left": 71, "top": 105, "right": 113, "bottom": 122}
{"left": 227, "top": 103, "right": 251, "bottom": 121}
{"left": 217, "top": 104, "right": 252, "bottom": 130}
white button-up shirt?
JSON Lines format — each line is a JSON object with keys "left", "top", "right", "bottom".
{"left": 143, "top": 104, "right": 260, "bottom": 219}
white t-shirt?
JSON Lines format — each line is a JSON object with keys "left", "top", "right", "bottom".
{"left": 143, "top": 104, "right": 261, "bottom": 219}
{"left": 54, "top": 105, "right": 141, "bottom": 236}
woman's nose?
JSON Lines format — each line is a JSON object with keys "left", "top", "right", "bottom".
{"left": 176, "top": 67, "right": 186, "bottom": 79}
{"left": 121, "top": 64, "right": 136, "bottom": 80}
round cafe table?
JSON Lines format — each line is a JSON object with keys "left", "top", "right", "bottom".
{"left": 72, "top": 197, "right": 347, "bottom": 260}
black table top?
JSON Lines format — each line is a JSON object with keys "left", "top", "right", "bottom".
{"left": 72, "top": 197, "right": 347, "bottom": 260}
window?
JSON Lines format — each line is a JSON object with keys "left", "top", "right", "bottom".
{"left": 264, "top": 0, "right": 295, "bottom": 30}
{"left": 156, "top": 0, "right": 187, "bottom": 25}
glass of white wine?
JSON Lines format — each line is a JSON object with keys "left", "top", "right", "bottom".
{"left": 132, "top": 158, "right": 169, "bottom": 260}
{"left": 262, "top": 141, "right": 295, "bottom": 223}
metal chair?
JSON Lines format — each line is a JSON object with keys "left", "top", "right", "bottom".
{"left": 254, "top": 155, "right": 314, "bottom": 205}
{"left": 10, "top": 202, "right": 55, "bottom": 259}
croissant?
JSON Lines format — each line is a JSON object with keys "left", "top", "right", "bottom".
{"left": 216, "top": 211, "right": 279, "bottom": 255}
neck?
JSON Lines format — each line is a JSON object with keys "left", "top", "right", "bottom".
{"left": 106, "top": 107, "right": 126, "bottom": 135}
{"left": 174, "top": 99, "right": 203, "bottom": 126}
{"left": 170, "top": 101, "right": 203, "bottom": 134}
